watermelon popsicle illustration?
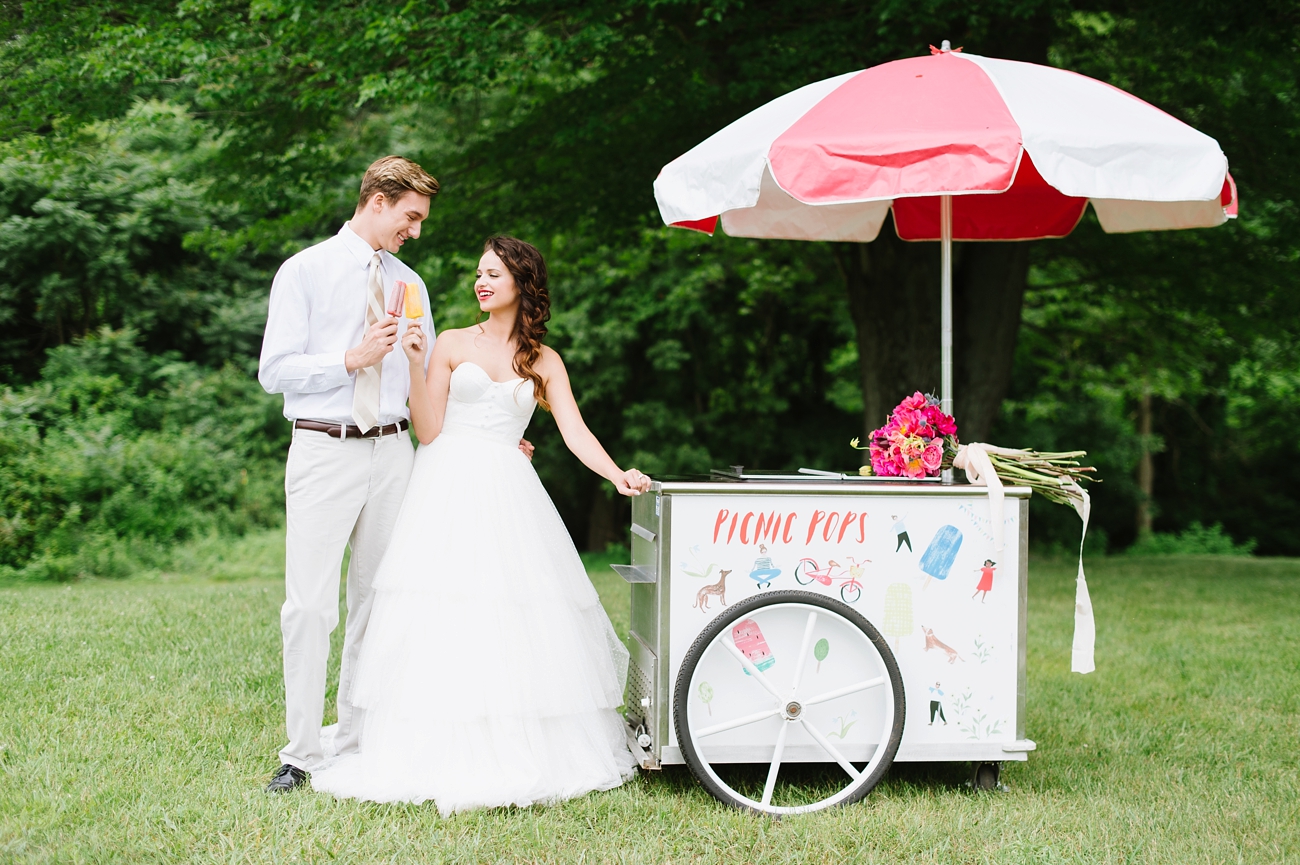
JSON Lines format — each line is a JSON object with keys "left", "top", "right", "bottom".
{"left": 919, "top": 525, "right": 963, "bottom": 590}
{"left": 731, "top": 618, "right": 776, "bottom": 675}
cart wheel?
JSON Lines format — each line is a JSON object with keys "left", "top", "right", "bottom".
{"left": 840, "top": 583, "right": 862, "bottom": 605}
{"left": 972, "top": 761, "right": 1001, "bottom": 791}
{"left": 673, "top": 590, "right": 905, "bottom": 815}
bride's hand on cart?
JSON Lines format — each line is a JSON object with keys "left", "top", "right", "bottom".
{"left": 613, "top": 468, "right": 651, "bottom": 496}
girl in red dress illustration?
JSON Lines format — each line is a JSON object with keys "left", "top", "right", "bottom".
{"left": 972, "top": 559, "right": 997, "bottom": 602}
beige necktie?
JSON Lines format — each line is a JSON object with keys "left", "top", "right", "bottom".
{"left": 351, "top": 253, "right": 386, "bottom": 432}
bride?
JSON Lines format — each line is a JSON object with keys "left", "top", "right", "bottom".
{"left": 311, "top": 236, "right": 648, "bottom": 812}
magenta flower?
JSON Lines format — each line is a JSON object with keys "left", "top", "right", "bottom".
{"left": 862, "top": 392, "right": 959, "bottom": 479}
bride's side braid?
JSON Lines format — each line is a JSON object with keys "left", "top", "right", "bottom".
{"left": 483, "top": 235, "right": 552, "bottom": 411}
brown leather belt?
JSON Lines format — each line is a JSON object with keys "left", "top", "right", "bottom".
{"left": 293, "top": 418, "right": 410, "bottom": 439}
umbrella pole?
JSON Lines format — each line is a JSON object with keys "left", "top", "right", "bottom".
{"left": 940, "top": 194, "right": 954, "bottom": 484}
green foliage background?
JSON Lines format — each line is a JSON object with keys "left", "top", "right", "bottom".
{"left": 1, "top": 0, "right": 1297, "bottom": 576}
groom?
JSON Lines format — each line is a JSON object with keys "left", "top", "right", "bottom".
{"left": 257, "top": 156, "right": 445, "bottom": 792}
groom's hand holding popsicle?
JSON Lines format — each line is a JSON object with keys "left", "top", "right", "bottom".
{"left": 345, "top": 315, "right": 399, "bottom": 372}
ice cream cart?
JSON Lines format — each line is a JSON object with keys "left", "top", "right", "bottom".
{"left": 613, "top": 471, "right": 1034, "bottom": 814}
{"left": 627, "top": 40, "right": 1235, "bottom": 816}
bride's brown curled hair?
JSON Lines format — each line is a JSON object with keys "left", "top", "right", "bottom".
{"left": 483, "top": 235, "right": 551, "bottom": 411}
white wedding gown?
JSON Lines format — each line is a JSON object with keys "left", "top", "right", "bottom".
{"left": 311, "top": 361, "right": 636, "bottom": 813}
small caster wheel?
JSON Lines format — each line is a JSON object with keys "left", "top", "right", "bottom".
{"left": 972, "top": 761, "right": 1001, "bottom": 791}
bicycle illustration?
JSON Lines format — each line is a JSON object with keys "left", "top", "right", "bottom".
{"left": 793, "top": 556, "right": 869, "bottom": 604}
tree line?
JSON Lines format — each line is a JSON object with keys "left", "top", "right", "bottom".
{"left": 1, "top": 0, "right": 1297, "bottom": 578}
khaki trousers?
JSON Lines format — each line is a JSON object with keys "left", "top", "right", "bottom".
{"left": 279, "top": 426, "right": 414, "bottom": 770}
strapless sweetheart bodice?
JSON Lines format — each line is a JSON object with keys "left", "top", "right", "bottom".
{"left": 439, "top": 361, "right": 536, "bottom": 447}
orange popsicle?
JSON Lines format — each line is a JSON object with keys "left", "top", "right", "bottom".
{"left": 404, "top": 281, "right": 424, "bottom": 320}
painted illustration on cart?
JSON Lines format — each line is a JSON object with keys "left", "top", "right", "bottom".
{"left": 928, "top": 682, "right": 948, "bottom": 725}
{"left": 972, "top": 560, "right": 997, "bottom": 602}
{"left": 680, "top": 545, "right": 719, "bottom": 580}
{"left": 664, "top": 492, "right": 1022, "bottom": 756}
{"left": 959, "top": 502, "right": 1019, "bottom": 545}
{"left": 883, "top": 583, "right": 914, "bottom": 650}
{"left": 892, "top": 514, "right": 912, "bottom": 552}
{"left": 814, "top": 638, "right": 829, "bottom": 673}
{"left": 948, "top": 686, "right": 1007, "bottom": 741}
{"left": 731, "top": 618, "right": 775, "bottom": 674}
{"left": 827, "top": 711, "right": 858, "bottom": 740}
{"left": 922, "top": 626, "right": 965, "bottom": 663}
{"left": 847, "top": 556, "right": 870, "bottom": 587}
{"left": 794, "top": 558, "right": 863, "bottom": 604}
{"left": 693, "top": 569, "right": 730, "bottom": 613}
{"left": 919, "top": 524, "right": 963, "bottom": 589}
{"left": 697, "top": 681, "right": 714, "bottom": 716}
{"left": 747, "top": 545, "right": 781, "bottom": 589}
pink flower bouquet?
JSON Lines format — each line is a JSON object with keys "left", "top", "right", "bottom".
{"left": 851, "top": 392, "right": 959, "bottom": 479}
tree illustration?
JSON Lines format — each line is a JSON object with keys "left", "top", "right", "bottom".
{"left": 883, "top": 583, "right": 914, "bottom": 650}
{"left": 697, "top": 681, "right": 714, "bottom": 716}
{"left": 814, "top": 638, "right": 829, "bottom": 673}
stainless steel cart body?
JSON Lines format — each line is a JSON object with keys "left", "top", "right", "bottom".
{"left": 620, "top": 479, "right": 1035, "bottom": 772}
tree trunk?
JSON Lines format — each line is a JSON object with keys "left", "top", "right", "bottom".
{"left": 953, "top": 243, "right": 1030, "bottom": 443}
{"left": 839, "top": 218, "right": 1030, "bottom": 449}
{"left": 1136, "top": 387, "right": 1155, "bottom": 538}
{"left": 585, "top": 484, "right": 627, "bottom": 552}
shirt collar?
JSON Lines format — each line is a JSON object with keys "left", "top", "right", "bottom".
{"left": 337, "top": 222, "right": 386, "bottom": 268}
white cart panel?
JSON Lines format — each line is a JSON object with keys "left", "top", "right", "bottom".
{"left": 623, "top": 482, "right": 1034, "bottom": 767}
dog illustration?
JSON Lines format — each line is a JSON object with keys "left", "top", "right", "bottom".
{"left": 921, "top": 626, "right": 965, "bottom": 664}
{"left": 694, "top": 569, "right": 731, "bottom": 612}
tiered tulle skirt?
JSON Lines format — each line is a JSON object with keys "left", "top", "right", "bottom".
{"left": 310, "top": 430, "right": 636, "bottom": 813}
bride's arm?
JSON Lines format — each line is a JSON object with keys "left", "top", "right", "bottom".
{"left": 540, "top": 348, "right": 650, "bottom": 497}
{"left": 402, "top": 326, "right": 454, "bottom": 445}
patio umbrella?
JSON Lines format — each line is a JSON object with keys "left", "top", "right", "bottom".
{"left": 653, "top": 42, "right": 1238, "bottom": 674}
{"left": 653, "top": 41, "right": 1237, "bottom": 420}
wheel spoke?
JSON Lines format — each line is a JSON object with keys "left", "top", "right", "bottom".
{"left": 788, "top": 611, "right": 819, "bottom": 697}
{"left": 803, "top": 676, "right": 885, "bottom": 707}
{"left": 695, "top": 706, "right": 781, "bottom": 738}
{"left": 720, "top": 637, "right": 785, "bottom": 702}
{"left": 760, "top": 721, "right": 790, "bottom": 807}
{"left": 799, "top": 718, "right": 862, "bottom": 781}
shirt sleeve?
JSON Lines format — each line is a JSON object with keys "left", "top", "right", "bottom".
{"left": 258, "top": 258, "right": 352, "bottom": 395}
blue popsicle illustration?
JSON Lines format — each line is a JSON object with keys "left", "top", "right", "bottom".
{"left": 919, "top": 525, "right": 963, "bottom": 590}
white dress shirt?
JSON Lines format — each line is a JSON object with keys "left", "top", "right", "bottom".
{"left": 259, "top": 223, "right": 435, "bottom": 425}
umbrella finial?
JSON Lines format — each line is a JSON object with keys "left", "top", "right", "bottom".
{"left": 940, "top": 39, "right": 951, "bottom": 51}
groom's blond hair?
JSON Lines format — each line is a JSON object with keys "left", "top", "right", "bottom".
{"left": 356, "top": 156, "right": 439, "bottom": 210}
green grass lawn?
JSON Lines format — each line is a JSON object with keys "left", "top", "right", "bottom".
{"left": 1, "top": 533, "right": 1297, "bottom": 864}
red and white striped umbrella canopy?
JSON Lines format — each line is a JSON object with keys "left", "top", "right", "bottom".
{"left": 654, "top": 47, "right": 1236, "bottom": 241}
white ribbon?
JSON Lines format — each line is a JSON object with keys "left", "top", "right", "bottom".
{"left": 952, "top": 443, "right": 1006, "bottom": 552}
{"left": 1067, "top": 482, "right": 1095, "bottom": 674}
{"left": 954, "top": 443, "right": 1095, "bottom": 674}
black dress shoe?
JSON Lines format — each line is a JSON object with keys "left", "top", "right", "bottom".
{"left": 265, "top": 763, "right": 309, "bottom": 793}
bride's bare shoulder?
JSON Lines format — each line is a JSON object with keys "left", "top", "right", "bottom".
{"left": 536, "top": 344, "right": 566, "bottom": 373}
{"left": 437, "top": 326, "right": 479, "bottom": 341}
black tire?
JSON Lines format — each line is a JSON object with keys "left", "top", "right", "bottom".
{"left": 841, "top": 583, "right": 862, "bottom": 605}
{"left": 973, "top": 761, "right": 1001, "bottom": 791}
{"left": 673, "top": 590, "right": 905, "bottom": 815}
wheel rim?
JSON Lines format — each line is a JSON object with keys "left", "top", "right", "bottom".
{"left": 675, "top": 591, "right": 904, "bottom": 815}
